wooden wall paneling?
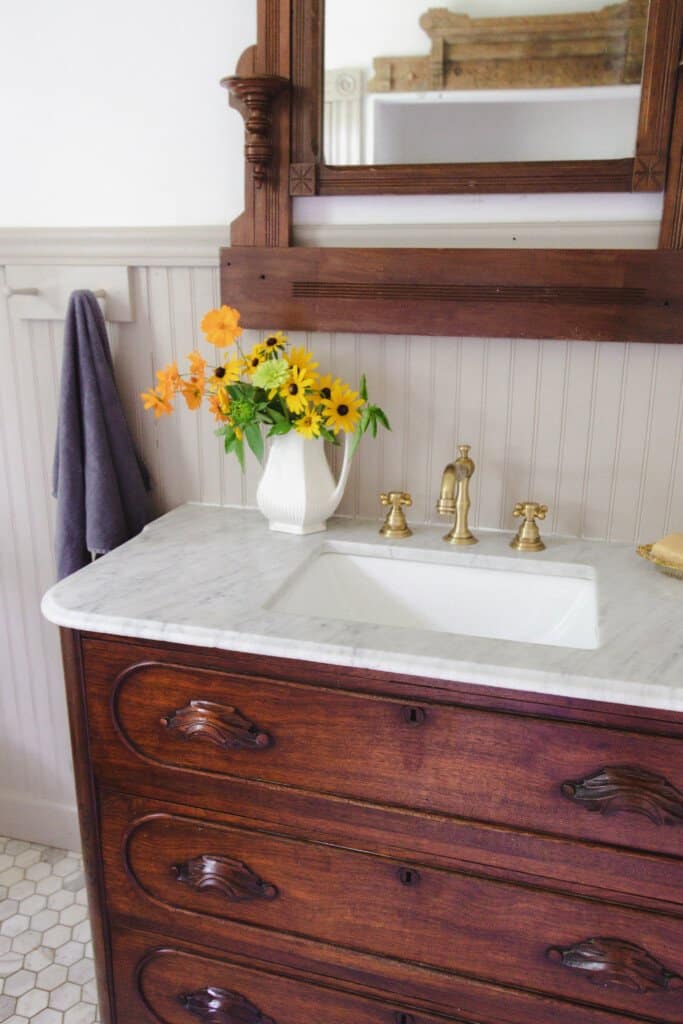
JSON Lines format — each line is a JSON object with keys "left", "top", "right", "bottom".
{"left": 220, "top": 246, "right": 683, "bottom": 344}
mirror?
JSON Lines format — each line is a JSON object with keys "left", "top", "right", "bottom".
{"left": 324, "top": 0, "right": 649, "bottom": 165}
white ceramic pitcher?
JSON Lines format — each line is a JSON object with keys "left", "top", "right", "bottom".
{"left": 256, "top": 430, "right": 352, "bottom": 534}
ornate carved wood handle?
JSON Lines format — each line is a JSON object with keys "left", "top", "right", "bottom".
{"left": 172, "top": 854, "right": 278, "bottom": 902}
{"left": 160, "top": 700, "right": 271, "bottom": 751}
{"left": 181, "top": 987, "right": 275, "bottom": 1024}
{"left": 560, "top": 765, "right": 683, "bottom": 825}
{"left": 547, "top": 938, "right": 683, "bottom": 993}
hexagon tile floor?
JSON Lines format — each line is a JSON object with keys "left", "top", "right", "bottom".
{"left": 0, "top": 835, "right": 99, "bottom": 1024}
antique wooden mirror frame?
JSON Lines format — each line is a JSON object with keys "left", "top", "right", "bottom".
{"left": 222, "top": 0, "right": 683, "bottom": 342}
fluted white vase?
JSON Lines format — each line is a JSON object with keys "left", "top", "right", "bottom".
{"left": 256, "top": 430, "right": 352, "bottom": 534}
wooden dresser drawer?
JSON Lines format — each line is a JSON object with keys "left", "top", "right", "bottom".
{"left": 101, "top": 792, "right": 683, "bottom": 1022}
{"left": 85, "top": 646, "right": 683, "bottom": 857}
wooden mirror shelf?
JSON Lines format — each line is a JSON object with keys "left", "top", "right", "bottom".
{"left": 221, "top": 0, "right": 683, "bottom": 343}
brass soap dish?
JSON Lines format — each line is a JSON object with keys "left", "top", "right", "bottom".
{"left": 636, "top": 544, "right": 683, "bottom": 580}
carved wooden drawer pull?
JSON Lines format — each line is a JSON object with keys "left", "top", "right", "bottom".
{"left": 181, "top": 987, "right": 275, "bottom": 1024}
{"left": 160, "top": 700, "right": 272, "bottom": 751}
{"left": 561, "top": 765, "right": 683, "bottom": 825}
{"left": 172, "top": 854, "right": 278, "bottom": 902}
{"left": 547, "top": 938, "right": 683, "bottom": 993}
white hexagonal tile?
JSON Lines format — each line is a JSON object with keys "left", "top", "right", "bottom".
{"left": 0, "top": 857, "right": 11, "bottom": 873}
{"left": 31, "top": 909, "right": 59, "bottom": 933}
{"left": 75, "top": 889, "right": 89, "bottom": 907}
{"left": 0, "top": 936, "right": 9, "bottom": 955}
{"left": 36, "top": 962, "right": 68, "bottom": 991}
{"left": 0, "top": 868, "right": 22, "bottom": 888}
{"left": 60, "top": 903, "right": 87, "bottom": 927}
{"left": 47, "top": 888, "right": 75, "bottom": 911}
{"left": 8, "top": 880, "right": 35, "bottom": 902}
{"left": 11, "top": 929, "right": 41, "bottom": 955}
{"left": 26, "top": 862, "right": 51, "bottom": 883}
{"left": 42, "top": 924, "right": 71, "bottom": 949}
{"left": 18, "top": 893, "right": 46, "bottom": 917}
{"left": 0, "top": 951, "right": 23, "bottom": 977}
{"left": 5, "top": 841, "right": 29, "bottom": 857}
{"left": 64, "top": 1001, "right": 97, "bottom": 1024}
{"left": 36, "top": 876, "right": 61, "bottom": 897}
{"left": 0, "top": 994, "right": 16, "bottom": 1022}
{"left": 67, "top": 957, "right": 95, "bottom": 985}
{"left": 53, "top": 858, "right": 79, "bottom": 879}
{"left": 0, "top": 901, "right": 18, "bottom": 924}
{"left": 49, "top": 980, "right": 81, "bottom": 1011}
{"left": 0, "top": 913, "right": 29, "bottom": 938}
{"left": 3, "top": 968, "right": 36, "bottom": 997}
{"left": 16, "top": 987, "right": 48, "bottom": 1017}
{"left": 72, "top": 920, "right": 91, "bottom": 943}
{"left": 54, "top": 940, "right": 84, "bottom": 967}
{"left": 14, "top": 849, "right": 41, "bottom": 869}
{"left": 81, "top": 978, "right": 97, "bottom": 1004}
{"left": 24, "top": 946, "right": 54, "bottom": 972}
{"left": 33, "top": 1008, "right": 63, "bottom": 1024}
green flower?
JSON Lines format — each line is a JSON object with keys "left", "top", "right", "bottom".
{"left": 230, "top": 395, "right": 258, "bottom": 427}
{"left": 252, "top": 357, "right": 290, "bottom": 392}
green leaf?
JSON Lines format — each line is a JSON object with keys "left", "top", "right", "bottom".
{"left": 233, "top": 437, "right": 245, "bottom": 471}
{"left": 360, "top": 373, "right": 368, "bottom": 402}
{"left": 245, "top": 422, "right": 264, "bottom": 462}
{"left": 349, "top": 427, "right": 363, "bottom": 459}
{"left": 319, "top": 425, "right": 340, "bottom": 445}
{"left": 359, "top": 407, "right": 372, "bottom": 435}
{"left": 374, "top": 407, "right": 391, "bottom": 431}
{"left": 371, "top": 413, "right": 378, "bottom": 438}
{"left": 267, "top": 420, "right": 292, "bottom": 438}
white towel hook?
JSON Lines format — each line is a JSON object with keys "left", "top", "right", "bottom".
{"left": 4, "top": 286, "right": 107, "bottom": 300}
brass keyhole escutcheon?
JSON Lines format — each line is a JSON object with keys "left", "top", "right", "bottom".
{"left": 402, "top": 706, "right": 426, "bottom": 726}
{"left": 398, "top": 867, "right": 420, "bottom": 887}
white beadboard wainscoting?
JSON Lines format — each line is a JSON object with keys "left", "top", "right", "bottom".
{"left": 1, "top": 228, "right": 683, "bottom": 849}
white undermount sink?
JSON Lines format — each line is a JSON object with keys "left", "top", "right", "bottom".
{"left": 266, "top": 543, "right": 600, "bottom": 650}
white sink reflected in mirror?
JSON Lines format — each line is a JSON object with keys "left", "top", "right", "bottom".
{"left": 266, "top": 544, "right": 599, "bottom": 651}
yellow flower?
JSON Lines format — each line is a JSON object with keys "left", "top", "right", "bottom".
{"left": 322, "top": 383, "right": 363, "bottom": 433}
{"left": 287, "top": 346, "right": 318, "bottom": 376}
{"left": 208, "top": 391, "right": 231, "bottom": 422}
{"left": 281, "top": 365, "right": 314, "bottom": 414}
{"left": 244, "top": 344, "right": 267, "bottom": 375}
{"left": 187, "top": 350, "right": 207, "bottom": 380}
{"left": 294, "top": 406, "right": 322, "bottom": 439}
{"left": 260, "top": 330, "right": 287, "bottom": 355}
{"left": 180, "top": 376, "right": 204, "bottom": 411}
{"left": 209, "top": 356, "right": 242, "bottom": 391}
{"left": 315, "top": 373, "right": 337, "bottom": 402}
{"left": 140, "top": 388, "right": 173, "bottom": 418}
{"left": 156, "top": 361, "right": 180, "bottom": 398}
{"left": 200, "top": 305, "right": 243, "bottom": 348}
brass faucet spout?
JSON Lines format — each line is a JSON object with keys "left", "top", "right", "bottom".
{"left": 437, "top": 445, "right": 477, "bottom": 546}
{"left": 435, "top": 462, "right": 457, "bottom": 515}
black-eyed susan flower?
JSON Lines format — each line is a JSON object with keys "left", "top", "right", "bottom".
{"left": 322, "top": 382, "right": 363, "bottom": 434}
{"left": 294, "top": 406, "right": 323, "bottom": 439}
{"left": 287, "top": 346, "right": 318, "bottom": 375}
{"left": 244, "top": 343, "right": 267, "bottom": 375}
{"left": 260, "top": 330, "right": 287, "bottom": 355}
{"left": 209, "top": 356, "right": 242, "bottom": 391}
{"left": 201, "top": 305, "right": 243, "bottom": 348}
{"left": 315, "top": 373, "right": 337, "bottom": 401}
{"left": 282, "top": 365, "right": 314, "bottom": 414}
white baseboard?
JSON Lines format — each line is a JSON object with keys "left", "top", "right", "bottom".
{"left": 0, "top": 791, "right": 81, "bottom": 853}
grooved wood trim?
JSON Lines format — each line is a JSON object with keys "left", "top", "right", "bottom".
{"left": 221, "top": 246, "right": 683, "bottom": 343}
{"left": 660, "top": 72, "right": 683, "bottom": 248}
{"left": 0, "top": 227, "right": 226, "bottom": 266}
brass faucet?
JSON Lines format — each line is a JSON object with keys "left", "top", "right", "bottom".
{"left": 437, "top": 445, "right": 477, "bottom": 545}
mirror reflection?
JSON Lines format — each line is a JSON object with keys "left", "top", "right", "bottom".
{"left": 324, "top": 0, "right": 649, "bottom": 165}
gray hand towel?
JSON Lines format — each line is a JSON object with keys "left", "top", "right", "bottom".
{"left": 52, "top": 290, "right": 152, "bottom": 580}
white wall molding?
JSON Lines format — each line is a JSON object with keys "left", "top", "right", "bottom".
{"left": 0, "top": 791, "right": 80, "bottom": 852}
{"left": 293, "top": 219, "right": 661, "bottom": 249}
{"left": 0, "top": 226, "right": 226, "bottom": 267}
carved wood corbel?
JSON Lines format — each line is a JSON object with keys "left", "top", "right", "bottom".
{"left": 221, "top": 74, "right": 289, "bottom": 188}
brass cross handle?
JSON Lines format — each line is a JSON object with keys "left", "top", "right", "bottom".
{"left": 511, "top": 501, "right": 548, "bottom": 552}
{"left": 379, "top": 491, "right": 413, "bottom": 539}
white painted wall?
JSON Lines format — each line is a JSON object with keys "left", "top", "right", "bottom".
{"left": 0, "top": 0, "right": 255, "bottom": 226}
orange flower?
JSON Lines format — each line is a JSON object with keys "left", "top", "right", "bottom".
{"left": 201, "top": 306, "right": 243, "bottom": 348}
{"left": 208, "top": 391, "right": 231, "bottom": 422}
{"left": 155, "top": 361, "right": 180, "bottom": 398}
{"left": 140, "top": 388, "right": 173, "bottom": 418}
{"left": 180, "top": 377, "right": 204, "bottom": 411}
{"left": 187, "top": 350, "right": 207, "bottom": 380}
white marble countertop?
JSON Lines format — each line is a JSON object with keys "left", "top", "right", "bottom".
{"left": 41, "top": 504, "right": 683, "bottom": 713}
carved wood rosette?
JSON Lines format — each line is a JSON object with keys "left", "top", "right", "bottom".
{"left": 160, "top": 700, "right": 272, "bottom": 751}
{"left": 172, "top": 854, "right": 278, "bottom": 901}
{"left": 221, "top": 74, "right": 289, "bottom": 188}
{"left": 561, "top": 765, "right": 683, "bottom": 825}
{"left": 547, "top": 938, "right": 683, "bottom": 994}
{"left": 181, "top": 986, "right": 275, "bottom": 1024}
